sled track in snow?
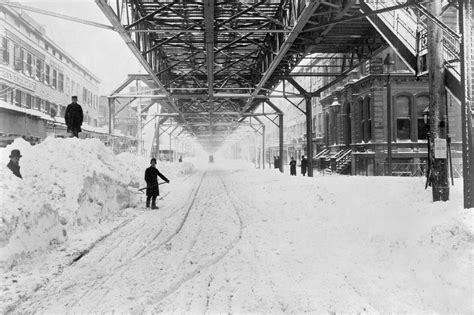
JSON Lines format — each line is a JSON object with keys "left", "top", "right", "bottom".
{"left": 57, "top": 170, "right": 210, "bottom": 309}
{"left": 144, "top": 175, "right": 245, "bottom": 308}
{"left": 127, "top": 170, "right": 208, "bottom": 263}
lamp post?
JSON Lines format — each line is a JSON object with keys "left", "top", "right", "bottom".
{"left": 383, "top": 53, "right": 395, "bottom": 176}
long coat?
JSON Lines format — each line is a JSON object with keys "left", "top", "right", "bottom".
{"left": 144, "top": 166, "right": 169, "bottom": 196}
{"left": 65, "top": 103, "right": 83, "bottom": 133}
{"left": 289, "top": 160, "right": 296, "bottom": 175}
{"left": 7, "top": 161, "right": 22, "bottom": 179}
{"left": 301, "top": 157, "right": 308, "bottom": 174}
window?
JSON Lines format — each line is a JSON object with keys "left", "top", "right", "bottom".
{"left": 13, "top": 44, "right": 21, "bottom": 70}
{"left": 58, "top": 73, "right": 64, "bottom": 92}
{"left": 36, "top": 97, "right": 42, "bottom": 110}
{"left": 0, "top": 84, "right": 7, "bottom": 102}
{"left": 362, "top": 97, "right": 372, "bottom": 142}
{"left": 21, "top": 49, "right": 27, "bottom": 73}
{"left": 26, "top": 93, "right": 32, "bottom": 109}
{"left": 44, "top": 101, "right": 50, "bottom": 113}
{"left": 1, "top": 38, "right": 8, "bottom": 64}
{"left": 36, "top": 59, "right": 43, "bottom": 81}
{"left": 59, "top": 104, "right": 66, "bottom": 117}
{"left": 15, "top": 90, "right": 22, "bottom": 107}
{"left": 416, "top": 95, "right": 430, "bottom": 140}
{"left": 65, "top": 76, "right": 70, "bottom": 95}
{"left": 26, "top": 52, "right": 32, "bottom": 76}
{"left": 318, "top": 113, "right": 322, "bottom": 134}
{"left": 52, "top": 69, "right": 57, "bottom": 88}
{"left": 395, "top": 95, "right": 411, "bottom": 140}
{"left": 45, "top": 64, "right": 50, "bottom": 84}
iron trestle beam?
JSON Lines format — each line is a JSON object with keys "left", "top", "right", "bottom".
{"left": 95, "top": 0, "right": 195, "bottom": 136}
{"left": 241, "top": 1, "right": 322, "bottom": 115}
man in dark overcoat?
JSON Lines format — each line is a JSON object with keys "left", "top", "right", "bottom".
{"left": 145, "top": 158, "right": 170, "bottom": 209}
{"left": 7, "top": 149, "right": 22, "bottom": 179}
{"left": 65, "top": 96, "right": 83, "bottom": 138}
{"left": 301, "top": 155, "right": 308, "bottom": 176}
{"left": 289, "top": 157, "right": 296, "bottom": 176}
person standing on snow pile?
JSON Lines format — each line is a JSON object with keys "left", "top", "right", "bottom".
{"left": 289, "top": 157, "right": 296, "bottom": 176}
{"left": 301, "top": 155, "right": 308, "bottom": 176}
{"left": 65, "top": 96, "right": 84, "bottom": 138}
{"left": 7, "top": 149, "right": 22, "bottom": 179}
{"left": 145, "top": 158, "right": 170, "bottom": 209}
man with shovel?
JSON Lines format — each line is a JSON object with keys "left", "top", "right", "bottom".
{"left": 144, "top": 158, "right": 170, "bottom": 209}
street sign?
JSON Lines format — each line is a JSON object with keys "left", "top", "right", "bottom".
{"left": 434, "top": 138, "right": 447, "bottom": 159}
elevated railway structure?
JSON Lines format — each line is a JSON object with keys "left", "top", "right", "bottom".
{"left": 3, "top": 0, "right": 472, "bottom": 206}
{"left": 95, "top": 0, "right": 392, "bottom": 175}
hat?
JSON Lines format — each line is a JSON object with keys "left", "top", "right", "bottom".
{"left": 72, "top": 96, "right": 78, "bottom": 100}
{"left": 9, "top": 149, "right": 22, "bottom": 158}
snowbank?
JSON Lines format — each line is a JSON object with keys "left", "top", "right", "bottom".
{"left": 0, "top": 137, "right": 194, "bottom": 264}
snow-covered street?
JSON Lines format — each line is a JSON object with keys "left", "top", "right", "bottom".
{"left": 1, "top": 139, "right": 472, "bottom": 313}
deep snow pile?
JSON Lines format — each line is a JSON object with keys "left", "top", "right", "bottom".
{"left": 0, "top": 137, "right": 193, "bottom": 264}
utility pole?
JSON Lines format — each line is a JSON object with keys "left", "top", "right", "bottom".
{"left": 459, "top": 0, "right": 474, "bottom": 208}
{"left": 427, "top": 1, "right": 449, "bottom": 201}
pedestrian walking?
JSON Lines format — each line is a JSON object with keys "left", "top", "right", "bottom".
{"left": 7, "top": 149, "right": 22, "bottom": 179}
{"left": 301, "top": 155, "right": 308, "bottom": 176}
{"left": 144, "top": 158, "right": 170, "bottom": 209}
{"left": 289, "top": 157, "right": 296, "bottom": 176}
{"left": 65, "top": 96, "right": 83, "bottom": 138}
{"left": 273, "top": 156, "right": 278, "bottom": 168}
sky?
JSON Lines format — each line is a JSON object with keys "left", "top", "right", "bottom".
{"left": 13, "top": 0, "right": 145, "bottom": 94}
{"left": 0, "top": 137, "right": 471, "bottom": 312}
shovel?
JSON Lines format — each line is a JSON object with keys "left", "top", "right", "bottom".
{"left": 137, "top": 182, "right": 168, "bottom": 192}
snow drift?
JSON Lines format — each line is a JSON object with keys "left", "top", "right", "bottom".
{"left": 0, "top": 138, "right": 193, "bottom": 263}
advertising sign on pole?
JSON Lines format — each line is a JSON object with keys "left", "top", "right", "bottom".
{"left": 434, "top": 137, "right": 447, "bottom": 159}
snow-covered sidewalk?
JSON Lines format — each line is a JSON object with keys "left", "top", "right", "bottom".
{"left": 1, "top": 139, "right": 472, "bottom": 313}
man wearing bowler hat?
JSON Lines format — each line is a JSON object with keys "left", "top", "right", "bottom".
{"left": 65, "top": 96, "right": 83, "bottom": 138}
{"left": 7, "top": 149, "right": 22, "bottom": 179}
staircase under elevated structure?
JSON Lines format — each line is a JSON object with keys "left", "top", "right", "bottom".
{"left": 361, "top": 0, "right": 472, "bottom": 105}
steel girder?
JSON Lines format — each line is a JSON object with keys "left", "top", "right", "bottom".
{"left": 96, "top": 0, "right": 387, "bottom": 150}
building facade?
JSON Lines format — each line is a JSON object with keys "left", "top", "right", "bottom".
{"left": 263, "top": 47, "right": 463, "bottom": 176}
{"left": 0, "top": 5, "right": 100, "bottom": 143}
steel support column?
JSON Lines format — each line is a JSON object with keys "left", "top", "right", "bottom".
{"left": 305, "top": 96, "right": 314, "bottom": 177}
{"left": 279, "top": 113, "right": 284, "bottom": 173}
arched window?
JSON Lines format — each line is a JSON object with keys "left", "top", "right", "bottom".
{"left": 394, "top": 95, "right": 411, "bottom": 140}
{"left": 416, "top": 95, "right": 430, "bottom": 140}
